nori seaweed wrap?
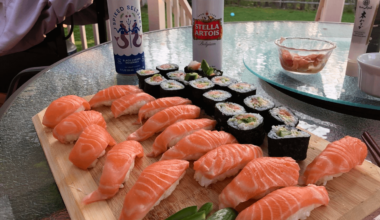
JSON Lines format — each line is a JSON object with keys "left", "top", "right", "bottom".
{"left": 202, "top": 90, "right": 232, "bottom": 116}
{"left": 244, "top": 95, "right": 275, "bottom": 121}
{"left": 136, "top": 69, "right": 159, "bottom": 89}
{"left": 214, "top": 102, "right": 245, "bottom": 131}
{"left": 156, "top": 63, "right": 179, "bottom": 78}
{"left": 144, "top": 74, "right": 166, "bottom": 98}
{"left": 268, "top": 125, "right": 311, "bottom": 160}
{"left": 211, "top": 76, "right": 237, "bottom": 90}
{"left": 228, "top": 82, "right": 257, "bottom": 106}
{"left": 160, "top": 80, "right": 185, "bottom": 98}
{"left": 227, "top": 113, "right": 265, "bottom": 146}
{"left": 265, "top": 106, "right": 299, "bottom": 133}
{"left": 189, "top": 78, "right": 215, "bottom": 107}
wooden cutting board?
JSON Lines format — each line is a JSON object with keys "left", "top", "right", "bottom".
{"left": 32, "top": 95, "right": 380, "bottom": 220}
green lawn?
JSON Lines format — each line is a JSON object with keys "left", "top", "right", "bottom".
{"left": 70, "top": 5, "right": 355, "bottom": 52}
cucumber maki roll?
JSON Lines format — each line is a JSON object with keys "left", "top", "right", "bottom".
{"left": 156, "top": 63, "right": 179, "bottom": 78}
{"left": 144, "top": 74, "right": 166, "bottom": 98}
{"left": 160, "top": 80, "right": 185, "bottom": 98}
{"left": 214, "top": 102, "right": 245, "bottom": 131}
{"left": 136, "top": 69, "right": 159, "bottom": 89}
{"left": 227, "top": 113, "right": 265, "bottom": 146}
{"left": 184, "top": 60, "right": 203, "bottom": 76}
{"left": 244, "top": 95, "right": 275, "bottom": 122}
{"left": 211, "top": 76, "right": 237, "bottom": 90}
{"left": 268, "top": 125, "right": 311, "bottom": 160}
{"left": 202, "top": 90, "right": 232, "bottom": 116}
{"left": 265, "top": 106, "right": 299, "bottom": 133}
{"left": 189, "top": 78, "right": 215, "bottom": 107}
{"left": 228, "top": 82, "right": 257, "bottom": 106}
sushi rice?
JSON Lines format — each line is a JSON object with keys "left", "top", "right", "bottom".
{"left": 215, "top": 102, "right": 245, "bottom": 116}
{"left": 167, "top": 71, "right": 186, "bottom": 81}
{"left": 145, "top": 74, "right": 166, "bottom": 85}
{"left": 190, "top": 78, "right": 214, "bottom": 89}
{"left": 211, "top": 76, "right": 236, "bottom": 87}
{"left": 160, "top": 80, "right": 185, "bottom": 90}
{"left": 157, "top": 63, "right": 178, "bottom": 70}
{"left": 270, "top": 107, "right": 298, "bottom": 127}
{"left": 137, "top": 69, "right": 159, "bottom": 75}
{"left": 244, "top": 95, "right": 275, "bottom": 111}
{"left": 227, "top": 113, "right": 263, "bottom": 130}
{"left": 203, "top": 90, "right": 232, "bottom": 101}
{"left": 269, "top": 125, "right": 310, "bottom": 138}
{"left": 228, "top": 82, "right": 256, "bottom": 93}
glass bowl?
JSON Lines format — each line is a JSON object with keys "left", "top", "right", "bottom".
{"left": 274, "top": 37, "right": 336, "bottom": 75}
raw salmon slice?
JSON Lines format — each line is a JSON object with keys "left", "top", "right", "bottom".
{"left": 160, "top": 129, "right": 238, "bottom": 161}
{"left": 148, "top": 118, "right": 217, "bottom": 157}
{"left": 219, "top": 157, "right": 300, "bottom": 209}
{"left": 127, "top": 105, "right": 200, "bottom": 142}
{"left": 53, "top": 110, "right": 106, "bottom": 144}
{"left": 301, "top": 136, "right": 367, "bottom": 185}
{"left": 111, "top": 93, "right": 155, "bottom": 118}
{"left": 69, "top": 124, "right": 116, "bottom": 170}
{"left": 43, "top": 95, "right": 90, "bottom": 128}
{"left": 134, "top": 97, "right": 191, "bottom": 125}
{"left": 119, "top": 159, "right": 189, "bottom": 220}
{"left": 236, "top": 185, "right": 329, "bottom": 220}
{"left": 82, "top": 141, "right": 144, "bottom": 204}
{"left": 89, "top": 85, "right": 142, "bottom": 108}
{"left": 193, "top": 144, "right": 263, "bottom": 187}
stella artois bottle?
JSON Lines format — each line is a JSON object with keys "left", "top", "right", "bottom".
{"left": 192, "top": 0, "right": 224, "bottom": 70}
{"left": 107, "top": 0, "right": 145, "bottom": 75}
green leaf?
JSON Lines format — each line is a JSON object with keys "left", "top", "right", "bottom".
{"left": 201, "top": 59, "right": 211, "bottom": 73}
{"left": 165, "top": 206, "right": 198, "bottom": 220}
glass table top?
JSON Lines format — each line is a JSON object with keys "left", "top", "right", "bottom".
{"left": 243, "top": 31, "right": 380, "bottom": 110}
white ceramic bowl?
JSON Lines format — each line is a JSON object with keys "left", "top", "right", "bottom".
{"left": 357, "top": 53, "right": 380, "bottom": 98}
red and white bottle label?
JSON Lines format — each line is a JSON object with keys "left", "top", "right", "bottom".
{"left": 193, "top": 15, "right": 223, "bottom": 40}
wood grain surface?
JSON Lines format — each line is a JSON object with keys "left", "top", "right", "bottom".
{"left": 32, "top": 95, "right": 380, "bottom": 220}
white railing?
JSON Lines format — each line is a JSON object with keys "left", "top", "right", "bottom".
{"left": 148, "top": 0, "right": 192, "bottom": 31}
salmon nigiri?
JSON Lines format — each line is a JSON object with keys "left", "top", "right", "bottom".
{"left": 127, "top": 105, "right": 200, "bottom": 142}
{"left": 53, "top": 110, "right": 106, "bottom": 144}
{"left": 82, "top": 141, "right": 144, "bottom": 205}
{"left": 219, "top": 157, "right": 300, "bottom": 209}
{"left": 43, "top": 95, "right": 90, "bottom": 128}
{"left": 193, "top": 144, "right": 263, "bottom": 187}
{"left": 89, "top": 85, "right": 142, "bottom": 108}
{"left": 111, "top": 93, "right": 155, "bottom": 118}
{"left": 69, "top": 125, "right": 116, "bottom": 170}
{"left": 119, "top": 159, "right": 189, "bottom": 220}
{"left": 160, "top": 129, "right": 238, "bottom": 161}
{"left": 148, "top": 119, "right": 217, "bottom": 157}
{"left": 301, "top": 136, "right": 367, "bottom": 186}
{"left": 236, "top": 185, "right": 329, "bottom": 220}
{"left": 133, "top": 97, "right": 191, "bottom": 125}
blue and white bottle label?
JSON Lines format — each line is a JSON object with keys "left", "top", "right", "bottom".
{"left": 107, "top": 0, "right": 145, "bottom": 74}
{"left": 114, "top": 52, "right": 145, "bottom": 74}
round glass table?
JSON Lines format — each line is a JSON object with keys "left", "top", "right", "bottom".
{"left": 0, "top": 21, "right": 380, "bottom": 219}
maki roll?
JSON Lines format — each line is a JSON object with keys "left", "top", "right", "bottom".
{"left": 184, "top": 61, "right": 203, "bottom": 75}
{"left": 200, "top": 59, "right": 223, "bottom": 79}
{"left": 228, "top": 82, "right": 256, "bottom": 106}
{"left": 189, "top": 78, "right": 215, "bottom": 107}
{"left": 160, "top": 80, "right": 185, "bottom": 98}
{"left": 227, "top": 113, "right": 265, "bottom": 146}
{"left": 136, "top": 69, "right": 159, "bottom": 89}
{"left": 268, "top": 125, "right": 311, "bottom": 160}
{"left": 214, "top": 102, "right": 245, "bottom": 130}
{"left": 202, "top": 90, "right": 232, "bottom": 116}
{"left": 167, "top": 70, "right": 186, "bottom": 82}
{"left": 156, "top": 63, "right": 179, "bottom": 78}
{"left": 244, "top": 95, "right": 275, "bottom": 120}
{"left": 211, "top": 76, "right": 237, "bottom": 90}
{"left": 144, "top": 74, "right": 166, "bottom": 98}
{"left": 265, "top": 106, "right": 299, "bottom": 133}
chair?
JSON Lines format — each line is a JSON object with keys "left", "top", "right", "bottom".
{"left": 315, "top": 0, "right": 346, "bottom": 22}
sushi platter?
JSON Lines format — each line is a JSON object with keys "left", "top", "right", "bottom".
{"left": 32, "top": 94, "right": 380, "bottom": 220}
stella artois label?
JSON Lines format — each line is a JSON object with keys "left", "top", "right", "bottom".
{"left": 193, "top": 12, "right": 223, "bottom": 40}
